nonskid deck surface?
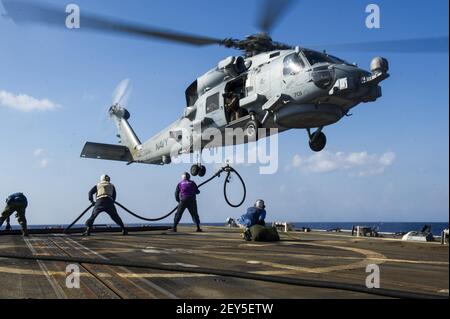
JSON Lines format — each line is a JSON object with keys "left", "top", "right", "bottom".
{"left": 0, "top": 227, "right": 448, "bottom": 299}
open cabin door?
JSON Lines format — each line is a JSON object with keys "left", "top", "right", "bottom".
{"left": 223, "top": 75, "right": 250, "bottom": 124}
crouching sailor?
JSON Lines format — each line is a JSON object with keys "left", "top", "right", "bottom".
{"left": 238, "top": 199, "right": 267, "bottom": 228}
{"left": 84, "top": 174, "right": 128, "bottom": 236}
{"left": 173, "top": 172, "right": 202, "bottom": 233}
{"left": 238, "top": 200, "right": 279, "bottom": 242}
{"left": 0, "top": 193, "right": 29, "bottom": 236}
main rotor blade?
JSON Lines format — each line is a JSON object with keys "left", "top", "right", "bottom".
{"left": 257, "top": 0, "right": 297, "bottom": 34}
{"left": 2, "top": 0, "right": 224, "bottom": 46}
{"left": 310, "top": 37, "right": 449, "bottom": 53}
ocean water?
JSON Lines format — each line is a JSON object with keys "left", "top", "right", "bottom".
{"left": 20, "top": 222, "right": 449, "bottom": 236}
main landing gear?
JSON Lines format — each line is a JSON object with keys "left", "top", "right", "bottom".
{"left": 307, "top": 127, "right": 327, "bottom": 152}
{"left": 190, "top": 151, "right": 206, "bottom": 177}
{"left": 191, "top": 164, "right": 206, "bottom": 177}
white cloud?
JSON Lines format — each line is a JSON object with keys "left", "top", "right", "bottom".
{"left": 0, "top": 90, "right": 61, "bottom": 112}
{"left": 39, "top": 158, "right": 50, "bottom": 168}
{"left": 290, "top": 151, "right": 396, "bottom": 177}
{"left": 33, "top": 148, "right": 51, "bottom": 168}
{"left": 292, "top": 155, "right": 302, "bottom": 167}
{"left": 33, "top": 148, "right": 45, "bottom": 157}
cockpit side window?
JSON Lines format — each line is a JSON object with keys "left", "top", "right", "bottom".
{"left": 283, "top": 53, "right": 305, "bottom": 76}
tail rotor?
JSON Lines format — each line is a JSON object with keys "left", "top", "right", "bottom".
{"left": 97, "top": 79, "right": 132, "bottom": 142}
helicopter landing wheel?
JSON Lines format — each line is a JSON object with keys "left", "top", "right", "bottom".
{"left": 245, "top": 120, "right": 261, "bottom": 142}
{"left": 191, "top": 164, "right": 200, "bottom": 177}
{"left": 198, "top": 165, "right": 206, "bottom": 177}
{"left": 308, "top": 129, "right": 327, "bottom": 152}
{"left": 191, "top": 164, "right": 206, "bottom": 177}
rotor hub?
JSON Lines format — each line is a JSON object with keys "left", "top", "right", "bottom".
{"left": 221, "top": 33, "right": 292, "bottom": 57}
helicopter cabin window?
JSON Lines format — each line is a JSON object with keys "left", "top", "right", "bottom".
{"left": 206, "top": 93, "right": 220, "bottom": 114}
{"left": 283, "top": 53, "right": 305, "bottom": 76}
{"left": 302, "top": 50, "right": 338, "bottom": 66}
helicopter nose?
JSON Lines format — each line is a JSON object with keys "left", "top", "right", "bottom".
{"left": 331, "top": 67, "right": 359, "bottom": 92}
{"left": 328, "top": 61, "right": 389, "bottom": 103}
{"left": 370, "top": 57, "right": 389, "bottom": 75}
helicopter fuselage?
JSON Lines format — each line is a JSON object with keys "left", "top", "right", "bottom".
{"left": 86, "top": 48, "right": 389, "bottom": 166}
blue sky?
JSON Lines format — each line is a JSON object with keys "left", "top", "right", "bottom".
{"left": 0, "top": 0, "right": 448, "bottom": 225}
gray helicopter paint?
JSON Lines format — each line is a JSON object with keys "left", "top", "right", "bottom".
{"left": 82, "top": 48, "right": 389, "bottom": 165}
{"left": 0, "top": 0, "right": 431, "bottom": 164}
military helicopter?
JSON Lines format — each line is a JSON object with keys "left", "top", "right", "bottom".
{"left": 3, "top": 0, "right": 448, "bottom": 177}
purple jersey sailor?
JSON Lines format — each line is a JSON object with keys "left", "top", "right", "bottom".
{"left": 176, "top": 180, "right": 200, "bottom": 202}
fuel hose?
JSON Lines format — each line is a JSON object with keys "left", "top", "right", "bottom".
{"left": 65, "top": 165, "right": 246, "bottom": 231}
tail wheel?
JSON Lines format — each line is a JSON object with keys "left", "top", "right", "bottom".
{"left": 309, "top": 132, "right": 327, "bottom": 152}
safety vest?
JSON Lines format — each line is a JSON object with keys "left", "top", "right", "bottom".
{"left": 178, "top": 180, "right": 198, "bottom": 201}
{"left": 96, "top": 181, "right": 115, "bottom": 200}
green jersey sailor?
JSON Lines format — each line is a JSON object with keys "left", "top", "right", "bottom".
{"left": 0, "top": 193, "right": 29, "bottom": 236}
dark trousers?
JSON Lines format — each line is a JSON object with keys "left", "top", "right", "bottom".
{"left": 0, "top": 203, "right": 27, "bottom": 231}
{"left": 86, "top": 198, "right": 125, "bottom": 229}
{"left": 174, "top": 198, "right": 200, "bottom": 227}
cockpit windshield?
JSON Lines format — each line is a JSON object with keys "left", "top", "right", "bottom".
{"left": 283, "top": 53, "right": 305, "bottom": 76}
{"left": 302, "top": 50, "right": 348, "bottom": 66}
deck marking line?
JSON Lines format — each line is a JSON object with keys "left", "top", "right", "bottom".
{"left": 66, "top": 237, "right": 178, "bottom": 299}
{"left": 24, "top": 237, "right": 67, "bottom": 299}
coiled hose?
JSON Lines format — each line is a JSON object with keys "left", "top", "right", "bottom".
{"left": 65, "top": 165, "right": 246, "bottom": 231}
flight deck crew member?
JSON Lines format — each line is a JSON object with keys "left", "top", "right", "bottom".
{"left": 84, "top": 175, "right": 128, "bottom": 236}
{"left": 0, "top": 193, "right": 29, "bottom": 236}
{"left": 173, "top": 172, "right": 202, "bottom": 233}
{"left": 238, "top": 200, "right": 267, "bottom": 228}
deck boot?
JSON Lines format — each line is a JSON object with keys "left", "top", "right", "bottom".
{"left": 83, "top": 227, "right": 92, "bottom": 237}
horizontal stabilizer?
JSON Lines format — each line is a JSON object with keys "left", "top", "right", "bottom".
{"left": 81, "top": 142, "right": 133, "bottom": 162}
